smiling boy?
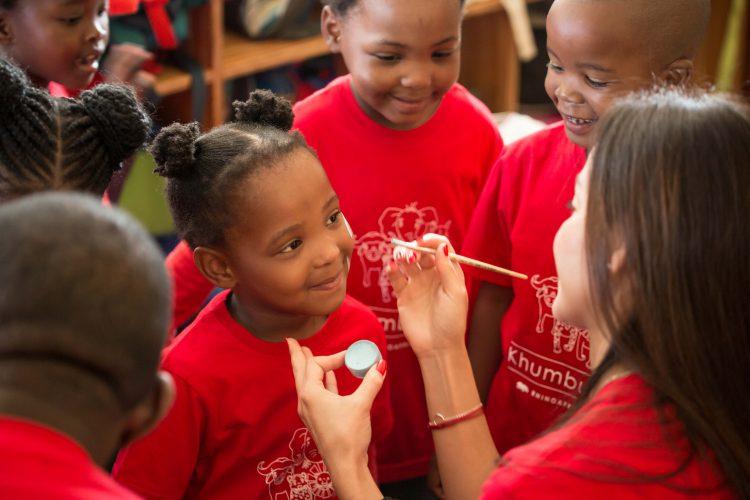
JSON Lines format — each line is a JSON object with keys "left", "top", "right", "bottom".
{"left": 462, "top": 0, "right": 711, "bottom": 454}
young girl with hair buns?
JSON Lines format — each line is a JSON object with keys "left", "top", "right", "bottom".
{"left": 0, "top": 58, "right": 149, "bottom": 201}
{"left": 113, "top": 90, "right": 392, "bottom": 500}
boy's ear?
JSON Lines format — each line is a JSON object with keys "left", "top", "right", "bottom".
{"left": 119, "top": 371, "right": 175, "bottom": 447}
{"left": 0, "top": 11, "right": 14, "bottom": 44}
{"left": 660, "top": 58, "right": 693, "bottom": 86}
{"left": 193, "top": 246, "right": 237, "bottom": 289}
{"left": 321, "top": 6, "right": 343, "bottom": 53}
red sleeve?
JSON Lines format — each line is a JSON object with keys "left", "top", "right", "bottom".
{"left": 461, "top": 155, "right": 513, "bottom": 288}
{"left": 167, "top": 241, "right": 214, "bottom": 331}
{"left": 113, "top": 373, "right": 205, "bottom": 500}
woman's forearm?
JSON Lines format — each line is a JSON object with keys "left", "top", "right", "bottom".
{"left": 327, "top": 457, "right": 383, "bottom": 500}
{"left": 419, "top": 347, "right": 501, "bottom": 500}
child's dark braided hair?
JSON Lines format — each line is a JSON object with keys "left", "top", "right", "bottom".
{"left": 153, "top": 89, "right": 310, "bottom": 249}
{"left": 322, "top": 0, "right": 465, "bottom": 16}
{"left": 0, "top": 58, "right": 150, "bottom": 200}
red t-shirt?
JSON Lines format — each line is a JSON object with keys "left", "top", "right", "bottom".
{"left": 113, "top": 291, "right": 393, "bottom": 499}
{"left": 165, "top": 242, "right": 213, "bottom": 332}
{"left": 481, "top": 375, "right": 731, "bottom": 498}
{"left": 462, "top": 122, "right": 589, "bottom": 454}
{"left": 293, "top": 75, "right": 502, "bottom": 482}
{"left": 48, "top": 74, "right": 105, "bottom": 98}
{"left": 0, "top": 416, "right": 139, "bottom": 499}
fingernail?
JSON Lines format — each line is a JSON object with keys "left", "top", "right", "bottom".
{"left": 376, "top": 359, "right": 387, "bottom": 376}
{"left": 442, "top": 245, "right": 449, "bottom": 256}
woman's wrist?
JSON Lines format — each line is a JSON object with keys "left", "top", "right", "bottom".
{"left": 418, "top": 346, "right": 482, "bottom": 418}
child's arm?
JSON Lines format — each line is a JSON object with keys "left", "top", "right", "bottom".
{"left": 113, "top": 373, "right": 204, "bottom": 499}
{"left": 468, "top": 283, "right": 514, "bottom": 402}
{"left": 461, "top": 156, "right": 514, "bottom": 402}
{"left": 166, "top": 241, "right": 215, "bottom": 332}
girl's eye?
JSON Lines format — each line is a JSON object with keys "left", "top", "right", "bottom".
{"left": 374, "top": 54, "right": 401, "bottom": 63}
{"left": 327, "top": 210, "right": 342, "bottom": 226}
{"left": 280, "top": 239, "right": 303, "bottom": 254}
{"left": 432, "top": 50, "right": 455, "bottom": 59}
{"left": 60, "top": 16, "right": 83, "bottom": 25}
{"left": 585, "top": 76, "right": 609, "bottom": 88}
{"left": 547, "top": 62, "right": 563, "bottom": 73}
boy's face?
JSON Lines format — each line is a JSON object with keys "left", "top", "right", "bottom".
{"left": 224, "top": 149, "right": 354, "bottom": 319}
{"left": 544, "top": 0, "right": 654, "bottom": 150}
{"left": 0, "top": 0, "right": 109, "bottom": 89}
{"left": 331, "top": 0, "right": 462, "bottom": 131}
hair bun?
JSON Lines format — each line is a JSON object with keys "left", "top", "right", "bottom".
{"left": 80, "top": 84, "right": 150, "bottom": 167}
{"left": 0, "top": 59, "right": 29, "bottom": 117}
{"left": 151, "top": 122, "right": 201, "bottom": 178}
{"left": 233, "top": 89, "right": 293, "bottom": 131}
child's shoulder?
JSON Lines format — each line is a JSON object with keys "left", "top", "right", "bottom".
{"left": 337, "top": 294, "right": 381, "bottom": 324}
{"left": 293, "top": 75, "right": 351, "bottom": 119}
{"left": 501, "top": 121, "right": 584, "bottom": 171}
{"left": 442, "top": 83, "right": 496, "bottom": 124}
{"left": 161, "top": 292, "right": 234, "bottom": 373}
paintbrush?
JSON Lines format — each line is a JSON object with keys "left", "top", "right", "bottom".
{"left": 391, "top": 238, "right": 528, "bottom": 280}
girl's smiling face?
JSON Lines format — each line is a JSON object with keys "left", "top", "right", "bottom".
{"left": 0, "top": 0, "right": 109, "bottom": 89}
{"left": 325, "top": 0, "right": 462, "bottom": 131}
{"left": 223, "top": 149, "right": 354, "bottom": 319}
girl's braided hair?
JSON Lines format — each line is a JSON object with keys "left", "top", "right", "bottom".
{"left": 0, "top": 58, "right": 150, "bottom": 200}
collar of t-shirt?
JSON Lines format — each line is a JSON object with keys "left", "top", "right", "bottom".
{"left": 208, "top": 290, "right": 346, "bottom": 356}
{"left": 336, "top": 74, "right": 458, "bottom": 142}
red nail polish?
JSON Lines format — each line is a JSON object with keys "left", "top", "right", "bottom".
{"left": 376, "top": 359, "right": 387, "bottom": 376}
{"left": 443, "top": 245, "right": 449, "bottom": 256}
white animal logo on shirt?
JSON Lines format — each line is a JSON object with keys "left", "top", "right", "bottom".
{"left": 355, "top": 202, "right": 452, "bottom": 304}
{"left": 256, "top": 428, "right": 334, "bottom": 499}
{"left": 530, "top": 275, "right": 591, "bottom": 368}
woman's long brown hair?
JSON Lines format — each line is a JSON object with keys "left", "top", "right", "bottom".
{"left": 580, "top": 88, "right": 750, "bottom": 496}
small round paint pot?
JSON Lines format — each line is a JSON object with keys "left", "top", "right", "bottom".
{"left": 345, "top": 340, "right": 382, "bottom": 379}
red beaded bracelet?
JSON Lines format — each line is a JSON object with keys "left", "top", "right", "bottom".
{"left": 428, "top": 403, "right": 484, "bottom": 430}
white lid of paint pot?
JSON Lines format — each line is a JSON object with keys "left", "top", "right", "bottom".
{"left": 345, "top": 340, "right": 382, "bottom": 379}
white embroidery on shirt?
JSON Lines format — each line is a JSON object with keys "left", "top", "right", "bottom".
{"left": 256, "top": 428, "right": 334, "bottom": 499}
{"left": 530, "top": 275, "right": 591, "bottom": 368}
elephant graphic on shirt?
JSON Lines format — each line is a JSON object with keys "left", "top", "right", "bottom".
{"left": 354, "top": 202, "right": 452, "bottom": 304}
{"left": 256, "top": 428, "right": 334, "bottom": 499}
{"left": 530, "top": 275, "right": 591, "bottom": 368}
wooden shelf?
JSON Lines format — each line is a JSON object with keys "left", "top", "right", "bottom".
{"left": 153, "top": 65, "right": 211, "bottom": 96}
{"left": 465, "top": 0, "right": 505, "bottom": 18}
{"left": 223, "top": 32, "right": 329, "bottom": 81}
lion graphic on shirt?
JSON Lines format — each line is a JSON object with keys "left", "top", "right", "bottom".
{"left": 256, "top": 428, "right": 334, "bottom": 499}
{"left": 355, "top": 202, "right": 452, "bottom": 304}
{"left": 530, "top": 275, "right": 591, "bottom": 368}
